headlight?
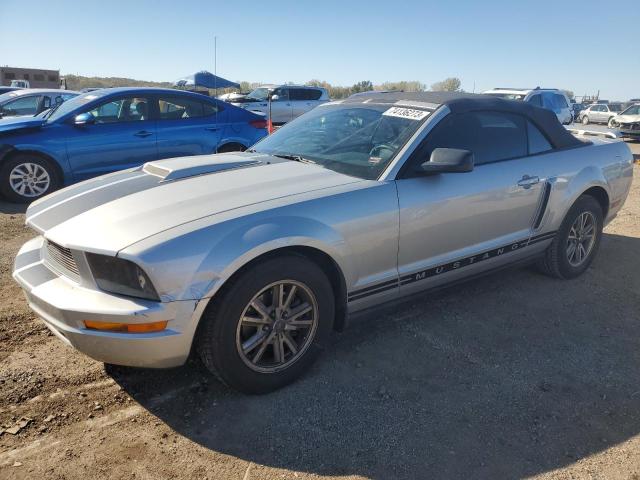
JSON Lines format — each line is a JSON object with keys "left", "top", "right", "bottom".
{"left": 86, "top": 253, "right": 160, "bottom": 301}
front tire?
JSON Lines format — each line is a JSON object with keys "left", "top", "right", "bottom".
{"left": 582, "top": 115, "right": 590, "bottom": 125}
{"left": 197, "top": 255, "right": 334, "bottom": 394}
{"left": 537, "top": 195, "right": 603, "bottom": 279}
{"left": 0, "top": 154, "right": 59, "bottom": 203}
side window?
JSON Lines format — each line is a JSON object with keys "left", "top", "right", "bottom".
{"left": 87, "top": 97, "right": 149, "bottom": 124}
{"left": 528, "top": 94, "right": 542, "bottom": 107}
{"left": 2, "top": 95, "right": 40, "bottom": 115}
{"left": 527, "top": 121, "right": 552, "bottom": 154}
{"left": 273, "top": 88, "right": 289, "bottom": 101}
{"left": 157, "top": 96, "right": 219, "bottom": 120}
{"left": 410, "top": 111, "right": 527, "bottom": 168}
{"left": 305, "top": 89, "right": 323, "bottom": 100}
{"left": 289, "top": 88, "right": 306, "bottom": 101}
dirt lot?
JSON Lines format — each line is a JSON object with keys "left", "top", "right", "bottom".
{"left": 1, "top": 147, "right": 640, "bottom": 480}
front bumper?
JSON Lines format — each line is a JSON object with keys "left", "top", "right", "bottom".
{"left": 13, "top": 236, "right": 200, "bottom": 368}
{"left": 619, "top": 124, "right": 640, "bottom": 138}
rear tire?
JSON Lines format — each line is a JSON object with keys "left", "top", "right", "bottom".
{"left": 0, "top": 154, "right": 60, "bottom": 203}
{"left": 197, "top": 255, "right": 334, "bottom": 394}
{"left": 536, "top": 195, "right": 603, "bottom": 279}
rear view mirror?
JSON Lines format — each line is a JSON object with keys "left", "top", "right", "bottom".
{"left": 74, "top": 112, "right": 95, "bottom": 126}
{"left": 418, "top": 148, "right": 474, "bottom": 174}
{"left": 270, "top": 94, "right": 280, "bottom": 102}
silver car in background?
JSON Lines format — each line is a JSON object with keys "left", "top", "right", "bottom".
{"left": 482, "top": 87, "right": 573, "bottom": 124}
{"left": 579, "top": 103, "right": 623, "bottom": 126}
{"left": 230, "top": 84, "right": 329, "bottom": 125}
{"left": 13, "top": 92, "right": 633, "bottom": 393}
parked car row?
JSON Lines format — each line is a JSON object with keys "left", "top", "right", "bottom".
{"left": 0, "top": 88, "right": 268, "bottom": 202}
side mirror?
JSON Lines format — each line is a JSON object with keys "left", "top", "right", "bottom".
{"left": 418, "top": 148, "right": 474, "bottom": 174}
{"left": 270, "top": 94, "right": 280, "bottom": 102}
{"left": 74, "top": 112, "right": 95, "bottom": 126}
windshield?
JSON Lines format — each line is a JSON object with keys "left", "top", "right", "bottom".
{"left": 485, "top": 93, "right": 526, "bottom": 101}
{"left": 46, "top": 92, "right": 103, "bottom": 122}
{"left": 621, "top": 105, "right": 640, "bottom": 116}
{"left": 609, "top": 104, "right": 623, "bottom": 112}
{"left": 251, "top": 104, "right": 430, "bottom": 180}
{"left": 246, "top": 87, "right": 271, "bottom": 101}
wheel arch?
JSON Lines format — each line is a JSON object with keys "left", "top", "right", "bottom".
{"left": 198, "top": 245, "right": 349, "bottom": 333}
{"left": 2, "top": 148, "right": 65, "bottom": 184}
{"left": 580, "top": 185, "right": 610, "bottom": 218}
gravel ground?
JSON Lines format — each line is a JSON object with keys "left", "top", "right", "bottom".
{"left": 1, "top": 144, "right": 639, "bottom": 480}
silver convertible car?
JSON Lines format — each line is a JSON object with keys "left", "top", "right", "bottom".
{"left": 13, "top": 92, "right": 634, "bottom": 393}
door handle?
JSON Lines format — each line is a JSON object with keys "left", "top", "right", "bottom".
{"left": 134, "top": 130, "right": 153, "bottom": 138}
{"left": 517, "top": 175, "right": 540, "bottom": 188}
{"left": 205, "top": 126, "right": 218, "bottom": 131}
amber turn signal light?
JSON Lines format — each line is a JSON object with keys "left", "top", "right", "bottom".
{"left": 83, "top": 320, "right": 168, "bottom": 333}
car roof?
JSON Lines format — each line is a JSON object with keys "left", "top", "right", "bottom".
{"left": 340, "top": 91, "right": 582, "bottom": 149}
{"left": 485, "top": 88, "right": 564, "bottom": 94}
{"left": 5, "top": 88, "right": 80, "bottom": 96}
{"left": 89, "top": 87, "right": 218, "bottom": 98}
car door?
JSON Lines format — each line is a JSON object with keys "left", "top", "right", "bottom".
{"left": 395, "top": 111, "right": 549, "bottom": 296}
{"left": 527, "top": 93, "right": 543, "bottom": 108}
{"left": 593, "top": 105, "right": 606, "bottom": 122}
{"left": 154, "top": 95, "right": 226, "bottom": 159}
{"left": 270, "top": 87, "right": 292, "bottom": 124}
{"left": 289, "top": 87, "right": 316, "bottom": 119}
{"left": 64, "top": 95, "right": 157, "bottom": 181}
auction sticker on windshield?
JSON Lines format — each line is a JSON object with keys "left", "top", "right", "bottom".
{"left": 382, "top": 106, "right": 430, "bottom": 121}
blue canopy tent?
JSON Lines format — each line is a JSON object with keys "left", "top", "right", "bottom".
{"left": 174, "top": 71, "right": 240, "bottom": 90}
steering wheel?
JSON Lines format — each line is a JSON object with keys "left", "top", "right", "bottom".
{"left": 368, "top": 144, "right": 395, "bottom": 160}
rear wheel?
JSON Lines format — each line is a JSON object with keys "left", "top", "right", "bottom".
{"left": 197, "top": 255, "right": 334, "bottom": 394}
{"left": 0, "top": 154, "right": 60, "bottom": 203}
{"left": 537, "top": 195, "right": 603, "bottom": 279}
{"left": 608, "top": 117, "right": 617, "bottom": 128}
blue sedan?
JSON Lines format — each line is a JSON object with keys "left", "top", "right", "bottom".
{"left": 0, "top": 87, "right": 268, "bottom": 202}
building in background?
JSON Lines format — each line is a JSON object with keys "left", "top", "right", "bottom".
{"left": 0, "top": 66, "right": 61, "bottom": 88}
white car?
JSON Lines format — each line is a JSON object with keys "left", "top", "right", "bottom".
{"left": 230, "top": 85, "right": 329, "bottom": 125}
{"left": 483, "top": 88, "right": 573, "bottom": 125}
{"left": 609, "top": 103, "right": 640, "bottom": 139}
{"left": 578, "top": 103, "right": 624, "bottom": 126}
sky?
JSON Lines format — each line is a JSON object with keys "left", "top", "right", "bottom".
{"left": 1, "top": 0, "right": 638, "bottom": 100}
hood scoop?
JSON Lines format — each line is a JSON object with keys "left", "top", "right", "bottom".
{"left": 142, "top": 154, "right": 262, "bottom": 181}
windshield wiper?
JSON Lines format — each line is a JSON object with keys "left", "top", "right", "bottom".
{"left": 42, "top": 102, "right": 62, "bottom": 120}
{"left": 272, "top": 153, "right": 316, "bottom": 164}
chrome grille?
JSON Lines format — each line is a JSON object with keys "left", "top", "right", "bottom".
{"left": 45, "top": 240, "right": 80, "bottom": 280}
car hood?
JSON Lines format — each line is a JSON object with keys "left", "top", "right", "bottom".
{"left": 0, "top": 116, "right": 45, "bottom": 133}
{"left": 615, "top": 114, "right": 640, "bottom": 124}
{"left": 26, "top": 152, "right": 363, "bottom": 254}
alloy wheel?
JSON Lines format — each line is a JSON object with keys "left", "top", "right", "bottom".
{"left": 566, "top": 211, "right": 597, "bottom": 267}
{"left": 9, "top": 162, "right": 50, "bottom": 198}
{"left": 236, "top": 280, "right": 319, "bottom": 373}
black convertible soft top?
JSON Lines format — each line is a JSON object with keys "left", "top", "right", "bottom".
{"left": 343, "top": 91, "right": 584, "bottom": 150}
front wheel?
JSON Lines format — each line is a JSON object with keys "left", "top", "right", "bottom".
{"left": 0, "top": 154, "right": 60, "bottom": 203}
{"left": 197, "top": 255, "right": 334, "bottom": 394}
{"left": 582, "top": 115, "right": 590, "bottom": 125}
{"left": 537, "top": 195, "right": 603, "bottom": 279}
{"left": 608, "top": 117, "right": 618, "bottom": 128}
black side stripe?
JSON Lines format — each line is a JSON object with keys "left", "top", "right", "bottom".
{"left": 347, "top": 231, "right": 556, "bottom": 302}
{"left": 533, "top": 182, "right": 552, "bottom": 230}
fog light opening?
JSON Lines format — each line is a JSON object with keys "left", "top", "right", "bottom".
{"left": 83, "top": 320, "right": 168, "bottom": 333}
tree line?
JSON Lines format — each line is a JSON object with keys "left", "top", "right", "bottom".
{"left": 64, "top": 74, "right": 464, "bottom": 98}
